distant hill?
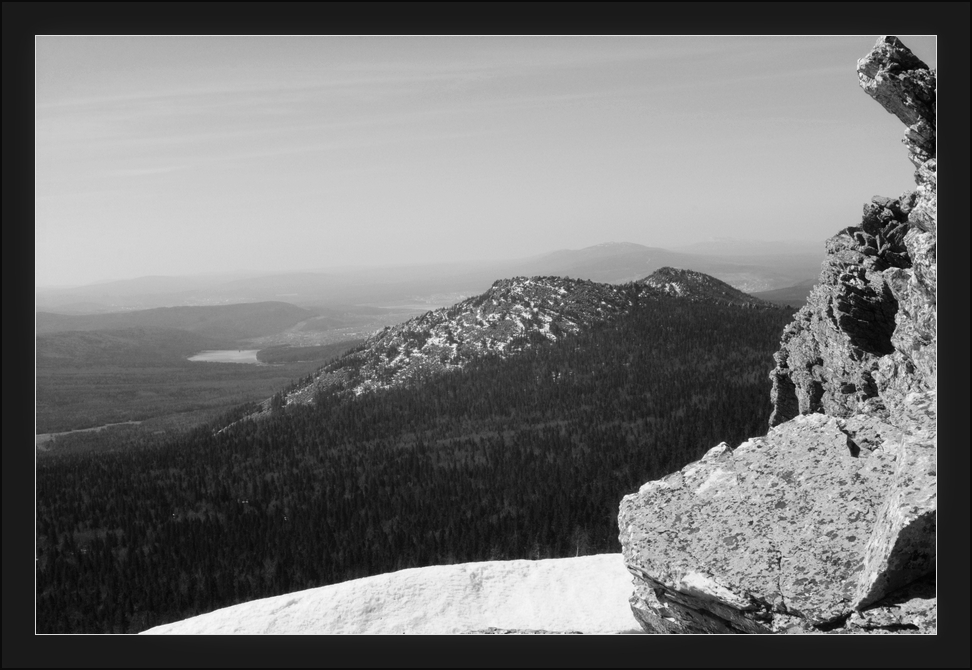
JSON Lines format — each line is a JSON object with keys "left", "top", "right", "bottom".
{"left": 267, "top": 268, "right": 782, "bottom": 411}
{"left": 508, "top": 242, "right": 824, "bottom": 293}
{"left": 275, "top": 275, "right": 648, "bottom": 407}
{"left": 508, "top": 242, "right": 702, "bottom": 284}
{"left": 640, "top": 267, "right": 774, "bottom": 307}
{"left": 36, "top": 302, "right": 314, "bottom": 342}
{"left": 35, "top": 242, "right": 826, "bottom": 314}
{"left": 36, "top": 328, "right": 227, "bottom": 368}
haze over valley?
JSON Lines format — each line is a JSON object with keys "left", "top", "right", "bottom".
{"left": 37, "top": 239, "right": 825, "bottom": 312}
{"left": 35, "top": 240, "right": 822, "bottom": 442}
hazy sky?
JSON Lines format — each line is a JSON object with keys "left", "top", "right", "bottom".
{"left": 35, "top": 35, "right": 937, "bottom": 287}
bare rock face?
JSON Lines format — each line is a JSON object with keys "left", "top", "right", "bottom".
{"left": 769, "top": 37, "right": 936, "bottom": 427}
{"left": 619, "top": 37, "right": 936, "bottom": 634}
{"left": 619, "top": 395, "right": 934, "bottom": 634}
{"left": 856, "top": 35, "right": 936, "bottom": 169}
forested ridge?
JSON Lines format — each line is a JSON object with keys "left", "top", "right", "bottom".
{"left": 36, "top": 294, "right": 793, "bottom": 633}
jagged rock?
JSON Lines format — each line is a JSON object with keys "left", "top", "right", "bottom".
{"left": 875, "top": 170, "right": 937, "bottom": 415}
{"left": 909, "top": 158, "right": 937, "bottom": 235}
{"left": 621, "top": 37, "right": 936, "bottom": 635}
{"left": 856, "top": 35, "right": 936, "bottom": 168}
{"left": 769, "top": 37, "right": 936, "bottom": 426}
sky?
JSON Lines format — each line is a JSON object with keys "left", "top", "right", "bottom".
{"left": 35, "top": 35, "right": 937, "bottom": 287}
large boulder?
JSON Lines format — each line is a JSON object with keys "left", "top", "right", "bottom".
{"left": 619, "top": 36, "right": 937, "bottom": 634}
{"left": 619, "top": 392, "right": 934, "bottom": 634}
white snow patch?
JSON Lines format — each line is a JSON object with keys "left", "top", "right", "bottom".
{"left": 142, "top": 554, "right": 641, "bottom": 635}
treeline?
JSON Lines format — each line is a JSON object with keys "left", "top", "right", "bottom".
{"left": 36, "top": 296, "right": 792, "bottom": 633}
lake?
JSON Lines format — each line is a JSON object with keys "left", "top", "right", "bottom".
{"left": 188, "top": 349, "right": 264, "bottom": 364}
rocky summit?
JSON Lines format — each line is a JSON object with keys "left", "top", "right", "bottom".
{"left": 274, "top": 276, "right": 646, "bottom": 407}
{"left": 619, "top": 36, "right": 936, "bottom": 635}
{"left": 265, "top": 268, "right": 773, "bottom": 411}
{"left": 640, "top": 267, "right": 773, "bottom": 308}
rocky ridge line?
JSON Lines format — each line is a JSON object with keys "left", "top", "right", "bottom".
{"left": 256, "top": 268, "right": 775, "bottom": 412}
{"left": 618, "top": 36, "right": 936, "bottom": 634}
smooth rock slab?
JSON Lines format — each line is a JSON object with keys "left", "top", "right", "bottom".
{"left": 619, "top": 413, "right": 901, "bottom": 633}
{"left": 143, "top": 554, "right": 641, "bottom": 635}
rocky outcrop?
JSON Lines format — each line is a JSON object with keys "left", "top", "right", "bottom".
{"left": 856, "top": 35, "right": 936, "bottom": 170}
{"left": 768, "top": 36, "right": 936, "bottom": 426}
{"left": 619, "top": 390, "right": 935, "bottom": 634}
{"left": 619, "top": 37, "right": 936, "bottom": 634}
{"left": 641, "top": 267, "right": 775, "bottom": 308}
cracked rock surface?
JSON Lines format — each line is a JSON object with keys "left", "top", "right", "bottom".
{"left": 620, "top": 414, "right": 898, "bottom": 633}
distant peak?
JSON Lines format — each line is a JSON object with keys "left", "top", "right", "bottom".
{"left": 641, "top": 267, "right": 773, "bottom": 307}
{"left": 588, "top": 242, "right": 643, "bottom": 249}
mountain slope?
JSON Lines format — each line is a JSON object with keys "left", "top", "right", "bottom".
{"left": 278, "top": 275, "right": 644, "bottom": 406}
{"left": 269, "top": 269, "right": 774, "bottom": 409}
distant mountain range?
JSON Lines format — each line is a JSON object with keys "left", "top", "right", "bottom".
{"left": 35, "top": 242, "right": 824, "bottom": 315}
